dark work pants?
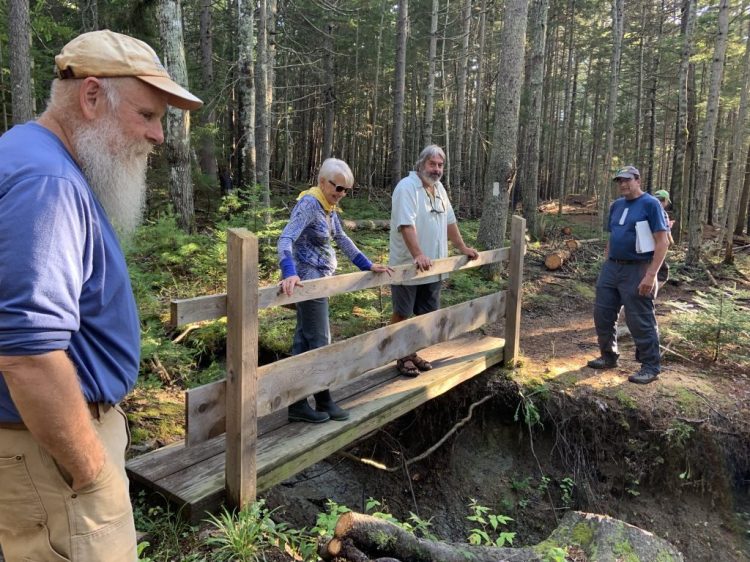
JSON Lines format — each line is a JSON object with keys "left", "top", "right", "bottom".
{"left": 593, "top": 259, "right": 661, "bottom": 374}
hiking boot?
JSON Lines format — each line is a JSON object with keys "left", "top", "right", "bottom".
{"left": 587, "top": 355, "right": 619, "bottom": 369}
{"left": 628, "top": 370, "right": 659, "bottom": 385}
{"left": 314, "top": 390, "right": 350, "bottom": 421}
{"left": 288, "top": 399, "right": 330, "bottom": 423}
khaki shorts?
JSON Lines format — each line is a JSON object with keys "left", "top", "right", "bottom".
{"left": 0, "top": 405, "right": 136, "bottom": 562}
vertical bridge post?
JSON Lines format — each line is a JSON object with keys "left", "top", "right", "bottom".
{"left": 504, "top": 215, "right": 525, "bottom": 367}
{"left": 225, "top": 228, "right": 259, "bottom": 509}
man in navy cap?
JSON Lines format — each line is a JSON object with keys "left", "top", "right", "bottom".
{"left": 587, "top": 166, "right": 669, "bottom": 384}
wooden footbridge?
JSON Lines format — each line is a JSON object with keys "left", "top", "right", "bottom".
{"left": 126, "top": 216, "right": 526, "bottom": 522}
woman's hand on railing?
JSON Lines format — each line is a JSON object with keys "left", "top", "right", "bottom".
{"left": 370, "top": 264, "right": 394, "bottom": 276}
{"left": 279, "top": 275, "right": 303, "bottom": 296}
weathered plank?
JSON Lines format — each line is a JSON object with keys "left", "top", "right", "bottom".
{"left": 171, "top": 249, "right": 508, "bottom": 326}
{"left": 184, "top": 291, "right": 505, "bottom": 443}
{"left": 504, "top": 216, "right": 526, "bottom": 367}
{"left": 224, "top": 229, "right": 259, "bottom": 509}
{"left": 143, "top": 334, "right": 504, "bottom": 522}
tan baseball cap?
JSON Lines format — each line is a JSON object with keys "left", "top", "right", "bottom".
{"left": 55, "top": 30, "right": 203, "bottom": 111}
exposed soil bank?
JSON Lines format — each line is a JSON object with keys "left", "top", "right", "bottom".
{"left": 266, "top": 371, "right": 750, "bottom": 562}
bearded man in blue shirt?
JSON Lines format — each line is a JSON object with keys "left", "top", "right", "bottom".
{"left": 0, "top": 31, "right": 201, "bottom": 561}
{"left": 587, "top": 166, "right": 670, "bottom": 384}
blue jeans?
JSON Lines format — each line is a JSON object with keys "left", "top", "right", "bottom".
{"left": 593, "top": 259, "right": 660, "bottom": 374}
{"left": 292, "top": 297, "right": 331, "bottom": 355}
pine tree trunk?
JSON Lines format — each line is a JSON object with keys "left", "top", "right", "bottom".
{"left": 451, "top": 0, "right": 472, "bottom": 206}
{"left": 256, "top": 0, "right": 271, "bottom": 221}
{"left": 722, "top": 21, "right": 750, "bottom": 262}
{"left": 520, "top": 0, "right": 549, "bottom": 240}
{"left": 366, "top": 0, "right": 386, "bottom": 190}
{"left": 389, "top": 0, "right": 408, "bottom": 186}
{"left": 600, "top": 0, "right": 624, "bottom": 231}
{"left": 237, "top": 0, "right": 256, "bottom": 189}
{"left": 686, "top": 0, "right": 729, "bottom": 265}
{"left": 477, "top": 0, "right": 529, "bottom": 275}
{"left": 734, "top": 144, "right": 750, "bottom": 236}
{"left": 669, "top": 0, "right": 696, "bottom": 241}
{"left": 9, "top": 0, "right": 34, "bottom": 124}
{"left": 322, "top": 22, "right": 335, "bottom": 161}
{"left": 423, "top": 0, "right": 439, "bottom": 147}
{"left": 0, "top": 34, "right": 9, "bottom": 131}
{"left": 198, "top": 0, "right": 218, "bottom": 185}
{"left": 469, "top": 0, "right": 489, "bottom": 212}
{"left": 158, "top": 0, "right": 195, "bottom": 232}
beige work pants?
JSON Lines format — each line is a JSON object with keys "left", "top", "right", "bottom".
{"left": 0, "top": 405, "right": 136, "bottom": 562}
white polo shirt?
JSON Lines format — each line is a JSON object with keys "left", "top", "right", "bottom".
{"left": 389, "top": 171, "right": 457, "bottom": 285}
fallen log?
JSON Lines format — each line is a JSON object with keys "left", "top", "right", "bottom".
{"left": 341, "top": 219, "right": 390, "bottom": 231}
{"left": 326, "top": 511, "right": 684, "bottom": 562}
{"left": 564, "top": 239, "right": 580, "bottom": 251}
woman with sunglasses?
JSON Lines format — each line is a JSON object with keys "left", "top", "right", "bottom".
{"left": 277, "top": 158, "right": 393, "bottom": 423}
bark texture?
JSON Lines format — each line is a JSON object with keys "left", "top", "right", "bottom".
{"left": 9, "top": 0, "right": 34, "bottom": 124}
{"left": 158, "top": 0, "right": 195, "bottom": 232}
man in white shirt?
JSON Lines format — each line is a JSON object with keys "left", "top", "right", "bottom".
{"left": 389, "top": 145, "right": 478, "bottom": 376}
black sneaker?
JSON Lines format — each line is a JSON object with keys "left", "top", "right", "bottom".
{"left": 288, "top": 399, "right": 330, "bottom": 423}
{"left": 628, "top": 370, "right": 659, "bottom": 384}
{"left": 587, "top": 356, "right": 619, "bottom": 369}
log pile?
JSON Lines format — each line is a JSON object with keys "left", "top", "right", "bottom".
{"left": 318, "top": 511, "right": 684, "bottom": 562}
{"left": 544, "top": 239, "right": 582, "bottom": 270}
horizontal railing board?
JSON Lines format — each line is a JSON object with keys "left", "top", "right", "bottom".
{"left": 184, "top": 291, "right": 505, "bottom": 442}
{"left": 139, "top": 334, "right": 503, "bottom": 521}
{"left": 171, "top": 248, "right": 508, "bottom": 326}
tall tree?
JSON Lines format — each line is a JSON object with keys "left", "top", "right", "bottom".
{"left": 322, "top": 22, "right": 335, "bottom": 160}
{"left": 389, "top": 0, "right": 408, "bottom": 185}
{"left": 477, "top": 0, "right": 529, "bottom": 270}
{"left": 721, "top": 19, "right": 750, "bottom": 262}
{"left": 422, "top": 0, "right": 439, "bottom": 147}
{"left": 521, "top": 0, "right": 549, "bottom": 240}
{"left": 158, "top": 0, "right": 195, "bottom": 232}
{"left": 599, "top": 0, "right": 624, "bottom": 230}
{"left": 81, "top": 0, "right": 99, "bottom": 31}
{"left": 256, "top": 0, "right": 272, "bottom": 219}
{"left": 237, "top": 0, "right": 256, "bottom": 189}
{"left": 9, "top": 0, "right": 33, "bottom": 124}
{"left": 669, "top": 0, "right": 696, "bottom": 242}
{"left": 198, "top": 0, "right": 218, "bottom": 186}
{"left": 469, "top": 0, "right": 489, "bottom": 206}
{"left": 686, "top": 0, "right": 729, "bottom": 265}
{"left": 451, "top": 0, "right": 472, "bottom": 205}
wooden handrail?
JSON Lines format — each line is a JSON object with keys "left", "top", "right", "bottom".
{"left": 170, "top": 248, "right": 509, "bottom": 326}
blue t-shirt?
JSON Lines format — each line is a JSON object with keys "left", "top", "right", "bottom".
{"left": 0, "top": 123, "right": 140, "bottom": 422}
{"left": 607, "top": 192, "right": 668, "bottom": 261}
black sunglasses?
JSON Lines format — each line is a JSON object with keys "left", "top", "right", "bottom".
{"left": 328, "top": 180, "right": 352, "bottom": 193}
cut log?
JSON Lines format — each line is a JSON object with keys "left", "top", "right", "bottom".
{"left": 544, "top": 249, "right": 571, "bottom": 270}
{"left": 561, "top": 226, "right": 573, "bottom": 235}
{"left": 327, "top": 511, "right": 684, "bottom": 562}
{"left": 341, "top": 219, "right": 390, "bottom": 231}
{"left": 564, "top": 238, "right": 580, "bottom": 251}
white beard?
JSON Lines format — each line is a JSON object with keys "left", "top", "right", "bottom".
{"left": 72, "top": 115, "right": 152, "bottom": 242}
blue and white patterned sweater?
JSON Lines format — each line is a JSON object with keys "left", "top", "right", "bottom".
{"left": 278, "top": 195, "right": 372, "bottom": 280}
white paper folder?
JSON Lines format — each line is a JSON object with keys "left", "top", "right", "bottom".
{"left": 635, "top": 220, "right": 655, "bottom": 253}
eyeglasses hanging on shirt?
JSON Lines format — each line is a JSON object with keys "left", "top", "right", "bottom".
{"left": 423, "top": 186, "right": 446, "bottom": 214}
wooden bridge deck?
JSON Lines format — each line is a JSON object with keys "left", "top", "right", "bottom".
{"left": 126, "top": 332, "right": 504, "bottom": 522}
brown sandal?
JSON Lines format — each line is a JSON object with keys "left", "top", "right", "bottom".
{"left": 410, "top": 354, "right": 433, "bottom": 371}
{"left": 396, "top": 357, "right": 420, "bottom": 377}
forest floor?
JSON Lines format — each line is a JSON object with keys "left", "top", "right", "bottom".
{"left": 127, "top": 198, "right": 750, "bottom": 561}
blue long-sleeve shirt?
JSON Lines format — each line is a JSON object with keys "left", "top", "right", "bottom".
{"left": 278, "top": 195, "right": 372, "bottom": 280}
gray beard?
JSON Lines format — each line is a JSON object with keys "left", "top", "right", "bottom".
{"left": 420, "top": 171, "right": 442, "bottom": 187}
{"left": 72, "top": 116, "right": 152, "bottom": 243}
